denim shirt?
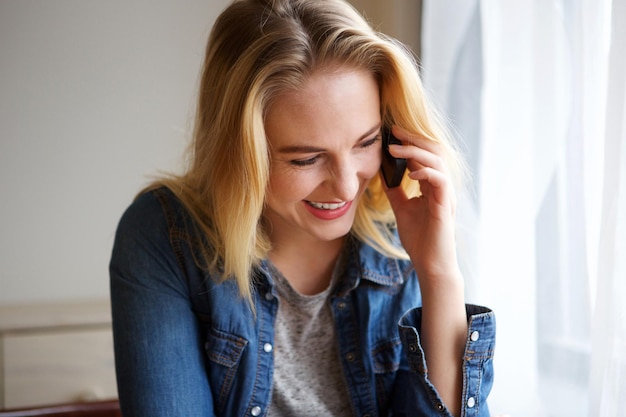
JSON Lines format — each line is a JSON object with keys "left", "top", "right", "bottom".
{"left": 110, "top": 187, "right": 495, "bottom": 417}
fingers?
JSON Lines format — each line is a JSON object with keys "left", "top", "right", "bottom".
{"left": 388, "top": 144, "right": 446, "bottom": 176}
{"left": 391, "top": 126, "right": 445, "bottom": 157}
{"left": 387, "top": 126, "right": 447, "bottom": 171}
{"left": 386, "top": 127, "right": 449, "bottom": 182}
{"left": 384, "top": 125, "right": 455, "bottom": 211}
{"left": 381, "top": 170, "right": 408, "bottom": 204}
{"left": 408, "top": 166, "right": 448, "bottom": 189}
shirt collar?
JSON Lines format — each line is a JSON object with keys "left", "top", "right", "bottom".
{"left": 255, "top": 235, "right": 410, "bottom": 297}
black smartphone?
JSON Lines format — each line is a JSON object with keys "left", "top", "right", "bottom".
{"left": 380, "top": 127, "right": 407, "bottom": 188}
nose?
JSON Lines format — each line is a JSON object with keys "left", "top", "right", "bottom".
{"left": 327, "top": 160, "right": 360, "bottom": 201}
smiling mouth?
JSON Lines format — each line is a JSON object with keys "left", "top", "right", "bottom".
{"left": 306, "top": 201, "right": 348, "bottom": 210}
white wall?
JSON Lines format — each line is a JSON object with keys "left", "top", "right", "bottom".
{"left": 0, "top": 0, "right": 228, "bottom": 304}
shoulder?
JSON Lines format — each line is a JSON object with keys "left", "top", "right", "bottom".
{"left": 114, "top": 186, "right": 190, "bottom": 246}
{"left": 110, "top": 187, "right": 206, "bottom": 316}
{"left": 119, "top": 188, "right": 165, "bottom": 224}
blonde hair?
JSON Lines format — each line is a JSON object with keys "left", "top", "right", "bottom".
{"left": 149, "top": 0, "right": 464, "bottom": 303}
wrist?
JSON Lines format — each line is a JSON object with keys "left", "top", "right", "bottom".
{"left": 416, "top": 266, "right": 464, "bottom": 286}
{"left": 417, "top": 268, "right": 465, "bottom": 304}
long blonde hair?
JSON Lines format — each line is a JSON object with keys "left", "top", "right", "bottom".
{"left": 149, "top": 0, "right": 463, "bottom": 303}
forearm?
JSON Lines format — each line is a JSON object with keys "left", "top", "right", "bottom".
{"left": 111, "top": 271, "right": 215, "bottom": 417}
{"left": 419, "top": 270, "right": 467, "bottom": 417}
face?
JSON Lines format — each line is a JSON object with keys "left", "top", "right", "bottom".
{"left": 263, "top": 67, "right": 382, "bottom": 247}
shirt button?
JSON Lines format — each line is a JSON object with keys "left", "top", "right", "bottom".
{"left": 337, "top": 301, "right": 346, "bottom": 310}
{"left": 467, "top": 397, "right": 476, "bottom": 408}
{"left": 251, "top": 406, "right": 262, "bottom": 416}
{"left": 417, "top": 363, "right": 427, "bottom": 375}
{"left": 263, "top": 343, "right": 273, "bottom": 353}
{"left": 470, "top": 331, "right": 480, "bottom": 342}
{"left": 265, "top": 292, "right": 273, "bottom": 301}
{"left": 346, "top": 352, "right": 355, "bottom": 362}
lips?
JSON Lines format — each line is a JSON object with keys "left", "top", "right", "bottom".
{"left": 306, "top": 201, "right": 348, "bottom": 210}
{"left": 304, "top": 200, "right": 353, "bottom": 220}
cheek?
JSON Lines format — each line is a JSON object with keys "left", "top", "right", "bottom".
{"left": 365, "top": 159, "right": 381, "bottom": 179}
{"left": 267, "top": 168, "right": 315, "bottom": 202}
{"left": 360, "top": 151, "right": 383, "bottom": 180}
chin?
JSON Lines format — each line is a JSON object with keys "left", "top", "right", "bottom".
{"left": 308, "top": 221, "right": 354, "bottom": 243}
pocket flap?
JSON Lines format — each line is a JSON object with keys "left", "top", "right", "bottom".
{"left": 204, "top": 328, "right": 248, "bottom": 368}
{"left": 372, "top": 337, "right": 402, "bottom": 373}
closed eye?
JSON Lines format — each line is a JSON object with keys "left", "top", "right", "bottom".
{"left": 289, "top": 155, "right": 321, "bottom": 167}
{"left": 283, "top": 127, "right": 381, "bottom": 167}
{"left": 359, "top": 135, "right": 381, "bottom": 149}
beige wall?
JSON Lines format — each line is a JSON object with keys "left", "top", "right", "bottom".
{"left": 0, "top": 0, "right": 229, "bottom": 304}
{"left": 348, "top": 0, "right": 422, "bottom": 58}
{"left": 0, "top": 0, "right": 421, "bottom": 306}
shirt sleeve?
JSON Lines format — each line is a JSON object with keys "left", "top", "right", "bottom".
{"left": 396, "top": 305, "right": 495, "bottom": 417}
{"left": 109, "top": 192, "right": 216, "bottom": 417}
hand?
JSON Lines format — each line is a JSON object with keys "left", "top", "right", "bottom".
{"left": 382, "top": 126, "right": 460, "bottom": 281}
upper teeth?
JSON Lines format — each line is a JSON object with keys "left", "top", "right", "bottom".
{"left": 308, "top": 201, "right": 347, "bottom": 210}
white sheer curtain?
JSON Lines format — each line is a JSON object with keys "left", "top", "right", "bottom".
{"left": 421, "top": 0, "right": 626, "bottom": 416}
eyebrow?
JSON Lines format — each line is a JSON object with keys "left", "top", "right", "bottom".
{"left": 276, "top": 124, "right": 382, "bottom": 153}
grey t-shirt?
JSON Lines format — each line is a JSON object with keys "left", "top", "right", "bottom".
{"left": 266, "top": 261, "right": 354, "bottom": 417}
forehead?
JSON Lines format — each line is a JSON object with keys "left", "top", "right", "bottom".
{"left": 276, "top": 65, "right": 376, "bottom": 104}
{"left": 264, "top": 67, "right": 381, "bottom": 146}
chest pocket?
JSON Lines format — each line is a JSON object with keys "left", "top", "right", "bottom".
{"left": 203, "top": 327, "right": 248, "bottom": 412}
{"left": 371, "top": 337, "right": 404, "bottom": 411}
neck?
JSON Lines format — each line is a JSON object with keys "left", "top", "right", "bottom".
{"left": 268, "top": 236, "right": 345, "bottom": 295}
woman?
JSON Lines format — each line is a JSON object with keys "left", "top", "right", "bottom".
{"left": 110, "top": 0, "right": 495, "bottom": 416}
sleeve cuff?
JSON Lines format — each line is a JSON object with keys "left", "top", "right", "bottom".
{"left": 397, "top": 304, "right": 496, "bottom": 416}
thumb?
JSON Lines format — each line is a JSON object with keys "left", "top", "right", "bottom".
{"left": 380, "top": 171, "right": 408, "bottom": 210}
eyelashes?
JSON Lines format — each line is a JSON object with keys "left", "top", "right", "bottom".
{"left": 290, "top": 155, "right": 319, "bottom": 167}
{"left": 360, "top": 135, "right": 381, "bottom": 149}
{"left": 288, "top": 135, "right": 381, "bottom": 167}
